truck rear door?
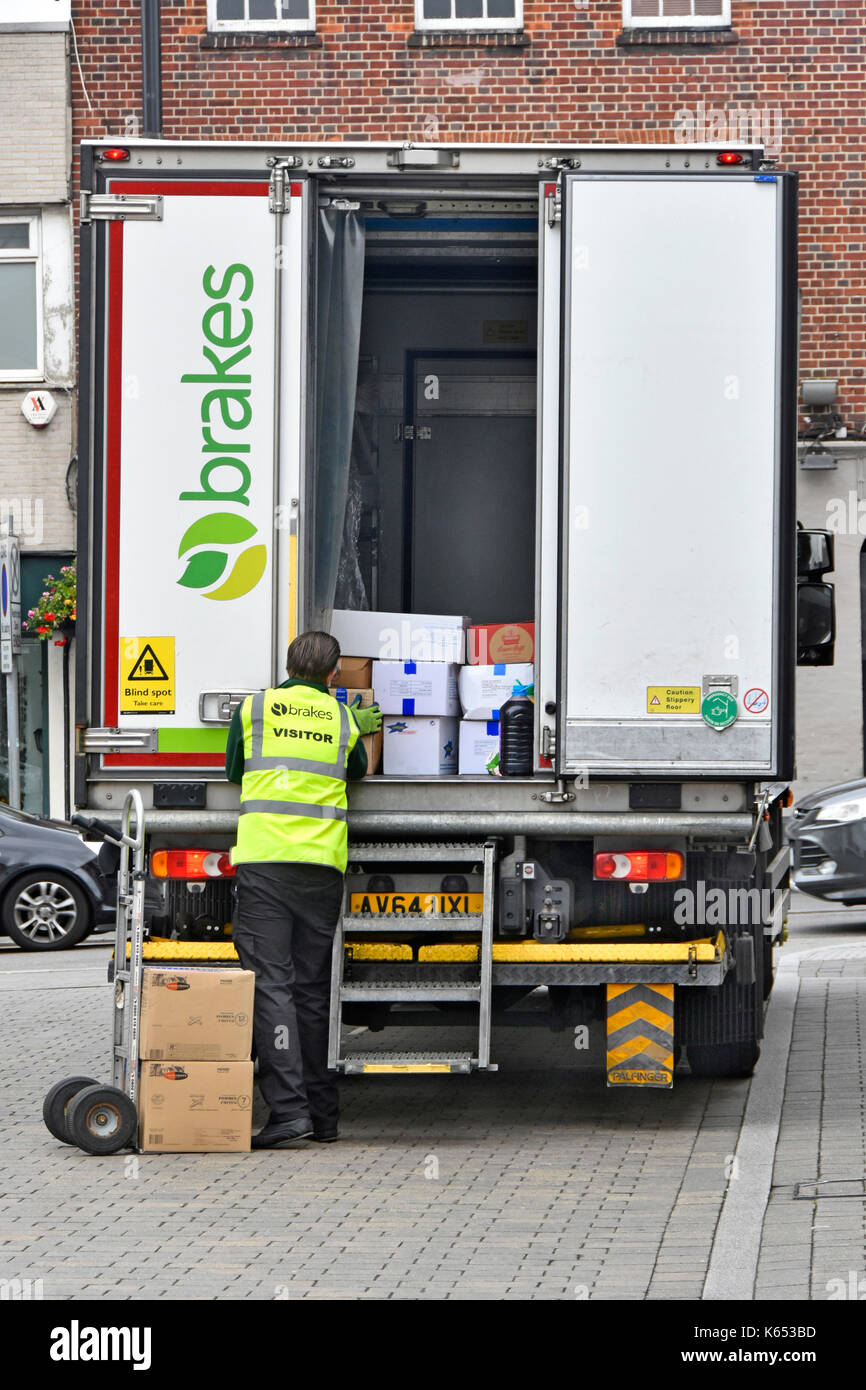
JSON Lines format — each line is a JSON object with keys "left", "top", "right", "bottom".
{"left": 86, "top": 171, "right": 308, "bottom": 774}
{"left": 548, "top": 170, "right": 796, "bottom": 779}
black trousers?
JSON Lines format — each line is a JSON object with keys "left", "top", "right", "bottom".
{"left": 232, "top": 862, "right": 344, "bottom": 1127}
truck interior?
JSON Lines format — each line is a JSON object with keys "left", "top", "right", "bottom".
{"left": 314, "top": 200, "right": 538, "bottom": 643}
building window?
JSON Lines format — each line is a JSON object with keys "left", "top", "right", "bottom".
{"left": 623, "top": 0, "right": 730, "bottom": 26}
{"left": 207, "top": 0, "right": 315, "bottom": 32}
{"left": 0, "top": 216, "right": 42, "bottom": 381}
{"left": 415, "top": 0, "right": 522, "bottom": 31}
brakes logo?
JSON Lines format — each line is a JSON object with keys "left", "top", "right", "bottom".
{"left": 179, "top": 263, "right": 266, "bottom": 603}
{"left": 270, "top": 702, "right": 329, "bottom": 719}
{"left": 178, "top": 513, "right": 266, "bottom": 602}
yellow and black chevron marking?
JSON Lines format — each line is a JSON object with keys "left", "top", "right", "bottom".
{"left": 606, "top": 982, "right": 674, "bottom": 1089}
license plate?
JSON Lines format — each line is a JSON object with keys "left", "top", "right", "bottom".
{"left": 349, "top": 892, "right": 483, "bottom": 915}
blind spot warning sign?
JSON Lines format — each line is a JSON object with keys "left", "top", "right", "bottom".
{"left": 120, "top": 636, "right": 175, "bottom": 714}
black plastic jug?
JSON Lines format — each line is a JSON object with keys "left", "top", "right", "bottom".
{"left": 499, "top": 690, "right": 534, "bottom": 777}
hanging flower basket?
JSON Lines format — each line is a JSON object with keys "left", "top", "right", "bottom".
{"left": 24, "top": 563, "right": 76, "bottom": 640}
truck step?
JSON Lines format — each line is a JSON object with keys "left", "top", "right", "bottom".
{"left": 340, "top": 982, "right": 481, "bottom": 1002}
{"left": 347, "top": 842, "right": 490, "bottom": 863}
{"left": 343, "top": 914, "right": 482, "bottom": 934}
{"left": 341, "top": 1049, "right": 495, "bottom": 1074}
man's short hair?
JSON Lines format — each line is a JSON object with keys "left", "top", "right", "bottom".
{"left": 286, "top": 631, "right": 341, "bottom": 684}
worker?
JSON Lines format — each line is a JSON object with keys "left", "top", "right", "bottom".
{"left": 225, "top": 631, "right": 382, "bottom": 1149}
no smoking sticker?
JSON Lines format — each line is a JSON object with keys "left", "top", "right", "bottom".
{"left": 120, "top": 636, "right": 175, "bottom": 714}
{"left": 744, "top": 687, "right": 769, "bottom": 714}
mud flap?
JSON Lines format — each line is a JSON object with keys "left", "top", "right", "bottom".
{"left": 606, "top": 983, "right": 675, "bottom": 1088}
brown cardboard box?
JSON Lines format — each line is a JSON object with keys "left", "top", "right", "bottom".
{"left": 329, "top": 657, "right": 372, "bottom": 688}
{"left": 138, "top": 1060, "right": 253, "bottom": 1152}
{"left": 362, "top": 729, "right": 383, "bottom": 776}
{"left": 331, "top": 686, "right": 374, "bottom": 709}
{"left": 330, "top": 686, "right": 381, "bottom": 776}
{"left": 466, "top": 622, "right": 535, "bottom": 666}
{"left": 139, "top": 967, "right": 254, "bottom": 1061}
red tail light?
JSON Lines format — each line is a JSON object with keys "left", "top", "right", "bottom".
{"left": 100, "top": 147, "right": 131, "bottom": 162}
{"left": 716, "top": 151, "right": 745, "bottom": 166}
{"left": 151, "top": 849, "right": 236, "bottom": 879}
{"left": 594, "top": 851, "right": 684, "bottom": 882}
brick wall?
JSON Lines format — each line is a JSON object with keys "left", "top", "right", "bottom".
{"left": 0, "top": 33, "right": 70, "bottom": 202}
{"left": 68, "top": 0, "right": 866, "bottom": 422}
{"left": 0, "top": 397, "right": 76, "bottom": 553}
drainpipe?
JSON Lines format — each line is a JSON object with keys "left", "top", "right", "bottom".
{"left": 141, "top": 0, "right": 162, "bottom": 138}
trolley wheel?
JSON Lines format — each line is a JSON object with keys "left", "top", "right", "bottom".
{"left": 42, "top": 1075, "right": 100, "bottom": 1144}
{"left": 65, "top": 1085, "right": 138, "bottom": 1155}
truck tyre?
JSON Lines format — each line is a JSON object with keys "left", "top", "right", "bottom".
{"left": 2, "top": 872, "right": 90, "bottom": 951}
{"left": 65, "top": 1085, "right": 138, "bottom": 1155}
{"left": 686, "top": 1041, "right": 760, "bottom": 1079}
{"left": 42, "top": 1075, "right": 100, "bottom": 1143}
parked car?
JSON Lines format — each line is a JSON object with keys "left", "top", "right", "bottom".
{"left": 0, "top": 804, "right": 117, "bottom": 951}
{"left": 789, "top": 777, "right": 866, "bottom": 905}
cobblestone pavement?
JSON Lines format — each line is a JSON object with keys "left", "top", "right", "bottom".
{"left": 1, "top": 894, "right": 865, "bottom": 1301}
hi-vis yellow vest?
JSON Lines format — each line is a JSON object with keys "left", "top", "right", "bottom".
{"left": 231, "top": 687, "right": 360, "bottom": 872}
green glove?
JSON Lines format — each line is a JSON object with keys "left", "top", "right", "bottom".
{"left": 351, "top": 696, "right": 382, "bottom": 735}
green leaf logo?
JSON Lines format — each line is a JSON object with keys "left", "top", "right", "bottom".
{"left": 177, "top": 512, "right": 267, "bottom": 602}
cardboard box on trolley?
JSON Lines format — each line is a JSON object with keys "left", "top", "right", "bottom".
{"left": 139, "top": 967, "right": 254, "bottom": 1061}
{"left": 138, "top": 1060, "right": 253, "bottom": 1153}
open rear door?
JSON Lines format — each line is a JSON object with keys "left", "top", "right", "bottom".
{"left": 553, "top": 171, "right": 796, "bottom": 779}
{"left": 91, "top": 173, "right": 308, "bottom": 771}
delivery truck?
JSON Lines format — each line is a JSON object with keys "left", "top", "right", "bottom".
{"left": 75, "top": 138, "right": 835, "bottom": 1089}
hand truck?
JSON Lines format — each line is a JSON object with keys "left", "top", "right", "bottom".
{"left": 42, "top": 790, "right": 147, "bottom": 1155}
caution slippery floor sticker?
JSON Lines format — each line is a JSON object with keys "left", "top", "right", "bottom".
{"left": 120, "top": 636, "right": 175, "bottom": 714}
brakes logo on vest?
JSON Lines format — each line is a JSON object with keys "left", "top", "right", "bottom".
{"left": 270, "top": 701, "right": 329, "bottom": 719}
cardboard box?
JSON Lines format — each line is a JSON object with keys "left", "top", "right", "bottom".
{"left": 331, "top": 687, "right": 381, "bottom": 776}
{"left": 466, "top": 622, "right": 534, "bottom": 666}
{"left": 373, "top": 661, "right": 460, "bottom": 717}
{"left": 458, "top": 663, "right": 534, "bottom": 720}
{"left": 331, "top": 609, "right": 467, "bottom": 664}
{"left": 139, "top": 967, "right": 254, "bottom": 1061}
{"left": 459, "top": 720, "right": 501, "bottom": 775}
{"left": 362, "top": 729, "right": 383, "bottom": 776}
{"left": 382, "top": 716, "right": 458, "bottom": 776}
{"left": 329, "top": 657, "right": 372, "bottom": 689}
{"left": 331, "top": 685, "right": 375, "bottom": 710}
{"left": 138, "top": 1060, "right": 253, "bottom": 1153}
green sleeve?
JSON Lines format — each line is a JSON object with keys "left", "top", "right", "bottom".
{"left": 346, "top": 710, "right": 368, "bottom": 782}
{"left": 225, "top": 704, "right": 245, "bottom": 785}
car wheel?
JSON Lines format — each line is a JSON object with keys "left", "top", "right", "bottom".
{"left": 2, "top": 872, "right": 91, "bottom": 951}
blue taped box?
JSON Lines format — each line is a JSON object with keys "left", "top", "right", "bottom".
{"left": 458, "top": 663, "right": 534, "bottom": 721}
{"left": 373, "top": 661, "right": 460, "bottom": 717}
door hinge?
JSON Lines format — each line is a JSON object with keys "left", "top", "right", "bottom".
{"left": 545, "top": 183, "right": 561, "bottom": 228}
{"left": 317, "top": 154, "right": 356, "bottom": 169}
{"left": 80, "top": 191, "right": 163, "bottom": 224}
{"left": 266, "top": 157, "right": 303, "bottom": 213}
{"left": 541, "top": 724, "right": 556, "bottom": 759}
{"left": 395, "top": 424, "right": 432, "bottom": 442}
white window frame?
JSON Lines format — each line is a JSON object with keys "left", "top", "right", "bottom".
{"left": 414, "top": 0, "right": 523, "bottom": 32}
{"left": 623, "top": 0, "right": 730, "bottom": 27}
{"left": 206, "top": 0, "right": 316, "bottom": 34}
{"left": 0, "top": 213, "right": 43, "bottom": 383}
